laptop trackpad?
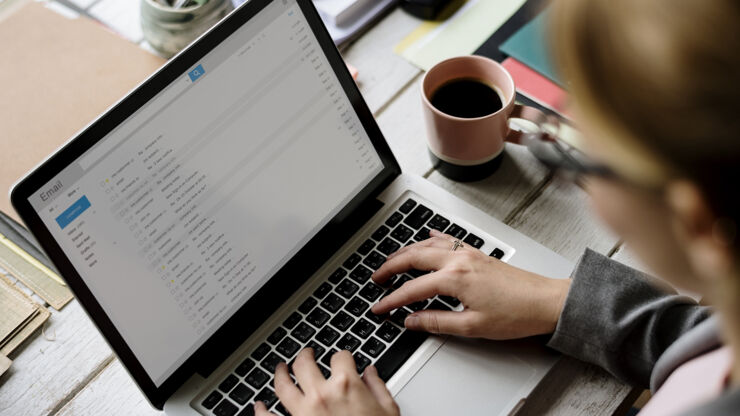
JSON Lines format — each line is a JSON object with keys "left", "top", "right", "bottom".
{"left": 394, "top": 337, "right": 537, "bottom": 416}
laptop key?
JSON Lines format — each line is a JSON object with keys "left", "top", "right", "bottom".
{"left": 322, "top": 349, "right": 338, "bottom": 367}
{"left": 376, "top": 321, "right": 401, "bottom": 343}
{"left": 328, "top": 268, "right": 347, "bottom": 284}
{"left": 490, "top": 248, "right": 505, "bottom": 259}
{"left": 376, "top": 237, "right": 401, "bottom": 255}
{"left": 274, "top": 402, "right": 291, "bottom": 416}
{"left": 255, "top": 388, "right": 278, "bottom": 409}
{"left": 313, "top": 282, "right": 332, "bottom": 300}
{"left": 403, "top": 205, "right": 433, "bottom": 229}
{"left": 267, "top": 327, "right": 287, "bottom": 345}
{"left": 357, "top": 239, "right": 376, "bottom": 256}
{"left": 427, "top": 214, "right": 450, "bottom": 232}
{"left": 385, "top": 212, "right": 403, "bottom": 227}
{"left": 390, "top": 224, "right": 413, "bottom": 243}
{"left": 291, "top": 322, "right": 316, "bottom": 343}
{"left": 365, "top": 309, "right": 387, "bottom": 325}
{"left": 392, "top": 274, "right": 412, "bottom": 290}
{"left": 343, "top": 253, "right": 362, "bottom": 269}
{"left": 427, "top": 299, "right": 453, "bottom": 311}
{"left": 344, "top": 297, "right": 370, "bottom": 316}
{"left": 283, "top": 312, "right": 302, "bottom": 330}
{"left": 350, "top": 318, "right": 375, "bottom": 339}
{"left": 462, "top": 233, "right": 484, "bottom": 249}
{"left": 316, "top": 326, "right": 341, "bottom": 346}
{"left": 390, "top": 309, "right": 410, "bottom": 327}
{"left": 335, "top": 279, "right": 359, "bottom": 298}
{"left": 219, "top": 374, "right": 239, "bottom": 393}
{"left": 245, "top": 368, "right": 270, "bottom": 389}
{"left": 307, "top": 340, "right": 326, "bottom": 360}
{"left": 318, "top": 364, "right": 332, "bottom": 379}
{"left": 229, "top": 383, "right": 255, "bottom": 405}
{"left": 413, "top": 227, "right": 431, "bottom": 241}
{"left": 202, "top": 390, "right": 222, "bottom": 409}
{"left": 349, "top": 265, "right": 372, "bottom": 283}
{"left": 320, "top": 293, "right": 345, "bottom": 313}
{"left": 251, "top": 343, "right": 271, "bottom": 361}
{"left": 336, "top": 333, "right": 361, "bottom": 352}
{"left": 213, "top": 399, "right": 239, "bottom": 416}
{"left": 276, "top": 337, "right": 301, "bottom": 359}
{"left": 329, "top": 310, "right": 355, "bottom": 331}
{"left": 438, "top": 295, "right": 461, "bottom": 307}
{"left": 306, "top": 307, "right": 331, "bottom": 327}
{"left": 407, "top": 299, "right": 428, "bottom": 312}
{"left": 353, "top": 352, "right": 372, "bottom": 373}
{"left": 398, "top": 198, "right": 417, "bottom": 214}
{"left": 362, "top": 251, "right": 386, "bottom": 270}
{"left": 408, "top": 269, "right": 427, "bottom": 277}
{"left": 445, "top": 223, "right": 467, "bottom": 239}
{"left": 235, "top": 358, "right": 256, "bottom": 377}
{"left": 261, "top": 352, "right": 285, "bottom": 373}
{"left": 361, "top": 337, "right": 386, "bottom": 358}
{"left": 358, "top": 282, "right": 383, "bottom": 302}
{"left": 298, "top": 297, "right": 318, "bottom": 314}
{"left": 237, "top": 404, "right": 254, "bottom": 416}
{"left": 371, "top": 225, "right": 390, "bottom": 241}
{"left": 374, "top": 331, "right": 429, "bottom": 381}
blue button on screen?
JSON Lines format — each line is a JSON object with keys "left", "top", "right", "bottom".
{"left": 56, "top": 196, "right": 91, "bottom": 229}
{"left": 188, "top": 64, "right": 205, "bottom": 82}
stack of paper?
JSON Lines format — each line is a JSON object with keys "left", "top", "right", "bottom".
{"left": 314, "top": 0, "right": 375, "bottom": 25}
{"left": 234, "top": 0, "right": 397, "bottom": 44}
{"left": 0, "top": 274, "right": 50, "bottom": 357}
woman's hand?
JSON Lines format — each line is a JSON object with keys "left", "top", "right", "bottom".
{"left": 256, "top": 348, "right": 400, "bottom": 416}
{"left": 370, "top": 229, "right": 571, "bottom": 340}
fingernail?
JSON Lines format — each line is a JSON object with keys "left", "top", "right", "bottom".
{"left": 405, "top": 314, "right": 418, "bottom": 328}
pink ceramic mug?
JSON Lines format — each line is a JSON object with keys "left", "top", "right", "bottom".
{"left": 421, "top": 55, "right": 550, "bottom": 181}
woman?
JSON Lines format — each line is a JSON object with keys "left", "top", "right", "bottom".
{"left": 256, "top": 0, "right": 740, "bottom": 414}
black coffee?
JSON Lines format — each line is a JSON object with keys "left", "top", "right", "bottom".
{"left": 430, "top": 78, "right": 503, "bottom": 118}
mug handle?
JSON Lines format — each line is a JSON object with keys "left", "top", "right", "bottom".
{"left": 504, "top": 104, "right": 560, "bottom": 144}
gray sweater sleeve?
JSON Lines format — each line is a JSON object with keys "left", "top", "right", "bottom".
{"left": 546, "top": 249, "right": 712, "bottom": 389}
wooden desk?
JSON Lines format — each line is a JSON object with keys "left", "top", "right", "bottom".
{"left": 0, "top": 6, "right": 640, "bottom": 415}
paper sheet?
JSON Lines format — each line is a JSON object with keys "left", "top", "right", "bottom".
{"left": 395, "top": 0, "right": 526, "bottom": 71}
{"left": 0, "top": 354, "right": 11, "bottom": 377}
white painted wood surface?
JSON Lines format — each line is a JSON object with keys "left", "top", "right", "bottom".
{"left": 0, "top": 302, "right": 112, "bottom": 416}
{"left": 427, "top": 143, "right": 550, "bottom": 222}
{"left": 0, "top": 3, "right": 642, "bottom": 415}
{"left": 56, "top": 360, "right": 159, "bottom": 416}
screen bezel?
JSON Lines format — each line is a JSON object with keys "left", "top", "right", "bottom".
{"left": 10, "top": 0, "right": 400, "bottom": 408}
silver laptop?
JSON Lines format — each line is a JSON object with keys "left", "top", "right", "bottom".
{"left": 11, "top": 0, "right": 572, "bottom": 414}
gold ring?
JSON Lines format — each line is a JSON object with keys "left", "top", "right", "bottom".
{"left": 451, "top": 239, "right": 464, "bottom": 252}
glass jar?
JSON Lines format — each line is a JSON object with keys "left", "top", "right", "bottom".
{"left": 141, "top": 0, "right": 233, "bottom": 58}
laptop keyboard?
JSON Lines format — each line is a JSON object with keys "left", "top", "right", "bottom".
{"left": 200, "top": 197, "right": 507, "bottom": 416}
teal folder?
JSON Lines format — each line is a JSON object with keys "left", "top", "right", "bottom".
{"left": 499, "top": 8, "right": 563, "bottom": 86}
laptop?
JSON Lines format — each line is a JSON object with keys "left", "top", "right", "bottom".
{"left": 10, "top": 0, "right": 573, "bottom": 414}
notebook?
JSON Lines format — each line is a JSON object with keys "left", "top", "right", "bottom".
{"left": 0, "top": 2, "right": 165, "bottom": 223}
{"left": 498, "top": 7, "right": 562, "bottom": 86}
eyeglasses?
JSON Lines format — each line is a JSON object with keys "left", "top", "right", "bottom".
{"left": 523, "top": 133, "right": 615, "bottom": 178}
{"left": 514, "top": 119, "right": 615, "bottom": 180}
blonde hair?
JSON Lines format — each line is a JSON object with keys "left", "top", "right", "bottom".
{"left": 551, "top": 0, "right": 740, "bottom": 230}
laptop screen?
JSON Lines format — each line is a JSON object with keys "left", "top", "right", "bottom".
{"left": 28, "top": 0, "right": 382, "bottom": 386}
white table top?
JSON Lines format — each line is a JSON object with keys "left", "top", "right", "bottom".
{"left": 0, "top": 1, "right": 640, "bottom": 415}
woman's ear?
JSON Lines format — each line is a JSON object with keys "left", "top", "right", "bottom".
{"left": 666, "top": 181, "right": 735, "bottom": 282}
